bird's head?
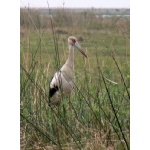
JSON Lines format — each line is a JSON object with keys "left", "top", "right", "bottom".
{"left": 68, "top": 36, "right": 87, "bottom": 58}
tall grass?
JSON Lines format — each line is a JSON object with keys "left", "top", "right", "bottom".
{"left": 20, "top": 7, "right": 130, "bottom": 149}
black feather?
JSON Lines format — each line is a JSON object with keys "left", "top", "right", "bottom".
{"left": 48, "top": 85, "right": 59, "bottom": 107}
{"left": 49, "top": 85, "right": 59, "bottom": 98}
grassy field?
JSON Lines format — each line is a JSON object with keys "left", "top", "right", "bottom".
{"left": 20, "top": 8, "right": 130, "bottom": 150}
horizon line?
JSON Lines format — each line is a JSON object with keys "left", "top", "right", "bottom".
{"left": 20, "top": 6, "right": 130, "bottom": 9}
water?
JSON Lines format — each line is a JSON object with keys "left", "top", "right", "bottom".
{"left": 102, "top": 14, "right": 130, "bottom": 18}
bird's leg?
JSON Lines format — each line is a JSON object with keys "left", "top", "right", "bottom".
{"left": 68, "top": 94, "right": 79, "bottom": 121}
{"left": 68, "top": 94, "right": 73, "bottom": 112}
{"left": 67, "top": 95, "right": 70, "bottom": 110}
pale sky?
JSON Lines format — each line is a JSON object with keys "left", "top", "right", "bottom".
{"left": 20, "top": 0, "right": 130, "bottom": 8}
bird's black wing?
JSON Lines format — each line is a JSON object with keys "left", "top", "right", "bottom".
{"left": 48, "top": 70, "right": 62, "bottom": 106}
{"left": 48, "top": 85, "right": 59, "bottom": 106}
{"left": 49, "top": 85, "right": 59, "bottom": 98}
{"left": 49, "top": 75, "right": 59, "bottom": 104}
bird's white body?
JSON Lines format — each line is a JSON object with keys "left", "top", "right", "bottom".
{"left": 49, "top": 36, "right": 87, "bottom": 105}
{"left": 51, "top": 61, "right": 75, "bottom": 94}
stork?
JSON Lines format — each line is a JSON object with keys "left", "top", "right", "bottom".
{"left": 48, "top": 36, "right": 87, "bottom": 106}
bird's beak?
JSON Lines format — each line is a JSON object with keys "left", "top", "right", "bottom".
{"left": 75, "top": 42, "right": 87, "bottom": 58}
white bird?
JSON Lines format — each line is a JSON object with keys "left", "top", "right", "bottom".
{"left": 49, "top": 36, "right": 87, "bottom": 106}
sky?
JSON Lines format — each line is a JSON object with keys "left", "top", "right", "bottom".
{"left": 20, "top": 0, "right": 130, "bottom": 8}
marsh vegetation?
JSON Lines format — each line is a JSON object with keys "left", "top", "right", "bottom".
{"left": 20, "top": 7, "right": 130, "bottom": 150}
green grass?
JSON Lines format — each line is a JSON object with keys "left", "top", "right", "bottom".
{"left": 20, "top": 8, "right": 130, "bottom": 150}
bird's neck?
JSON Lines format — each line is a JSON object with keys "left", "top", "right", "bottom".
{"left": 66, "top": 44, "right": 74, "bottom": 69}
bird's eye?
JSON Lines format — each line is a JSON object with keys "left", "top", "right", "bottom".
{"left": 72, "top": 39, "right": 76, "bottom": 43}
